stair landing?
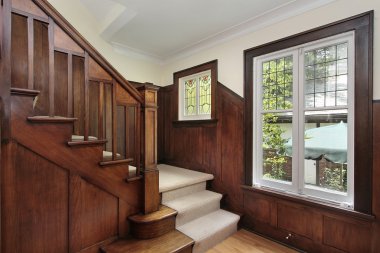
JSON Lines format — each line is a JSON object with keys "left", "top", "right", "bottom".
{"left": 158, "top": 164, "right": 213, "bottom": 193}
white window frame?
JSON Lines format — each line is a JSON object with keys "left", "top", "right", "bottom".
{"left": 253, "top": 32, "right": 355, "bottom": 207}
{"left": 178, "top": 70, "right": 212, "bottom": 121}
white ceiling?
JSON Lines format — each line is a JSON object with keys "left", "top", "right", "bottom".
{"left": 79, "top": 0, "right": 335, "bottom": 63}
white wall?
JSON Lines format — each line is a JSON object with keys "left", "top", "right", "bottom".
{"left": 160, "top": 0, "right": 380, "bottom": 99}
{"left": 47, "top": 0, "right": 162, "bottom": 85}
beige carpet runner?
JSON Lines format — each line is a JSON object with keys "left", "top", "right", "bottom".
{"left": 158, "top": 164, "right": 240, "bottom": 253}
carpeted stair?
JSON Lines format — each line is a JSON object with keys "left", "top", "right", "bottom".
{"left": 158, "top": 164, "right": 240, "bottom": 253}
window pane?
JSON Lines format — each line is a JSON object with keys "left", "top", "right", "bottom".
{"left": 184, "top": 79, "right": 196, "bottom": 116}
{"left": 337, "top": 59, "right": 348, "bottom": 75}
{"left": 337, "top": 43, "right": 348, "bottom": 59}
{"left": 262, "top": 56, "right": 293, "bottom": 110}
{"left": 337, "top": 90, "right": 348, "bottom": 106}
{"left": 304, "top": 110, "right": 348, "bottom": 193}
{"left": 326, "top": 77, "right": 336, "bottom": 92}
{"left": 262, "top": 112, "right": 292, "bottom": 182}
{"left": 199, "top": 74, "right": 211, "bottom": 114}
{"left": 304, "top": 42, "right": 349, "bottom": 108}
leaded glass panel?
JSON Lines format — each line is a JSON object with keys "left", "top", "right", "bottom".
{"left": 262, "top": 56, "right": 293, "bottom": 111}
{"left": 184, "top": 79, "right": 196, "bottom": 116}
{"left": 304, "top": 42, "right": 348, "bottom": 108}
{"left": 199, "top": 74, "right": 211, "bottom": 114}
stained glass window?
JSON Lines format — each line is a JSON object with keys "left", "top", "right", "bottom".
{"left": 182, "top": 71, "right": 212, "bottom": 118}
{"left": 184, "top": 79, "right": 196, "bottom": 116}
{"left": 199, "top": 74, "right": 211, "bottom": 114}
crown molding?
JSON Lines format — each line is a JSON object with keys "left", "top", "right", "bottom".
{"left": 111, "top": 42, "right": 164, "bottom": 65}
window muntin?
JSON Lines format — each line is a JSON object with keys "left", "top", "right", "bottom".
{"left": 179, "top": 70, "right": 211, "bottom": 120}
{"left": 253, "top": 32, "right": 354, "bottom": 206}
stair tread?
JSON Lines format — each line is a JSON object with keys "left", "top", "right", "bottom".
{"left": 101, "top": 230, "right": 194, "bottom": 253}
{"left": 27, "top": 116, "right": 77, "bottom": 123}
{"left": 163, "top": 190, "right": 222, "bottom": 213}
{"left": 129, "top": 205, "right": 177, "bottom": 223}
{"left": 158, "top": 164, "right": 213, "bottom": 193}
{"left": 67, "top": 139, "right": 108, "bottom": 146}
{"left": 177, "top": 209, "right": 240, "bottom": 241}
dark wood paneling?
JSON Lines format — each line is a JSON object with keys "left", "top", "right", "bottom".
{"left": 104, "top": 83, "right": 113, "bottom": 152}
{"left": 89, "top": 56, "right": 112, "bottom": 81}
{"left": 10, "top": 144, "right": 68, "bottom": 253}
{"left": 12, "top": 0, "right": 48, "bottom": 20}
{"left": 1, "top": 0, "right": 12, "bottom": 141}
{"left": 33, "top": 19, "right": 49, "bottom": 115}
{"left": 244, "top": 192, "right": 272, "bottom": 224}
{"left": 11, "top": 13, "right": 28, "bottom": 89}
{"left": 54, "top": 50, "right": 68, "bottom": 116}
{"left": 77, "top": 177, "right": 119, "bottom": 249}
{"left": 371, "top": 102, "right": 380, "bottom": 251}
{"left": 89, "top": 81, "right": 99, "bottom": 138}
{"left": 323, "top": 216, "right": 371, "bottom": 252}
{"left": 117, "top": 105, "right": 126, "bottom": 159}
{"left": 277, "top": 203, "right": 313, "bottom": 239}
{"left": 72, "top": 55, "right": 85, "bottom": 135}
{"left": 54, "top": 23, "right": 84, "bottom": 54}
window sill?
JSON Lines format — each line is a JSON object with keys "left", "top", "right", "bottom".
{"left": 241, "top": 184, "right": 376, "bottom": 221}
{"left": 172, "top": 119, "right": 218, "bottom": 128}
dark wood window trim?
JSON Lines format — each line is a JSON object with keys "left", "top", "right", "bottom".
{"left": 244, "top": 11, "right": 373, "bottom": 214}
{"left": 173, "top": 60, "right": 218, "bottom": 123}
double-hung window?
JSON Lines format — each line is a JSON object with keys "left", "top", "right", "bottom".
{"left": 253, "top": 32, "right": 355, "bottom": 207}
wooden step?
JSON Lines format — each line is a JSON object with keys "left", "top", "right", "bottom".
{"left": 67, "top": 139, "right": 108, "bottom": 146}
{"left": 99, "top": 158, "right": 133, "bottom": 167}
{"left": 129, "top": 205, "right": 177, "bottom": 239}
{"left": 100, "top": 230, "right": 194, "bottom": 253}
{"left": 10, "top": 87, "right": 40, "bottom": 97}
{"left": 27, "top": 116, "right": 77, "bottom": 123}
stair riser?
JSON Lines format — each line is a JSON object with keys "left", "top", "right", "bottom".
{"left": 191, "top": 221, "right": 238, "bottom": 253}
{"left": 130, "top": 216, "right": 176, "bottom": 239}
{"left": 162, "top": 182, "right": 206, "bottom": 202}
{"left": 176, "top": 199, "right": 220, "bottom": 227}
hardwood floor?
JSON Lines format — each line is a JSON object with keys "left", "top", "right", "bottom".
{"left": 206, "top": 229, "right": 298, "bottom": 253}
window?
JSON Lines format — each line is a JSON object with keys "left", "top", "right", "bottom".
{"left": 179, "top": 70, "right": 212, "bottom": 120}
{"left": 253, "top": 32, "right": 354, "bottom": 206}
{"left": 174, "top": 60, "right": 217, "bottom": 122}
{"left": 245, "top": 12, "right": 373, "bottom": 213}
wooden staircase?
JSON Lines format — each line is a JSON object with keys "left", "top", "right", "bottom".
{"left": 0, "top": 0, "right": 182, "bottom": 252}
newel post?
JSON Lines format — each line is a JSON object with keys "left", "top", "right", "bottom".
{"left": 138, "top": 83, "right": 160, "bottom": 214}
